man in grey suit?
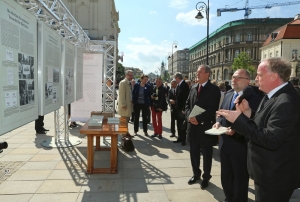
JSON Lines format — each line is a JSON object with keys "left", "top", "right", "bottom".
{"left": 217, "top": 57, "right": 300, "bottom": 202}
{"left": 214, "top": 69, "right": 261, "bottom": 202}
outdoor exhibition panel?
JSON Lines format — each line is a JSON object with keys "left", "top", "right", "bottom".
{"left": 37, "top": 21, "right": 62, "bottom": 115}
{"left": 61, "top": 38, "right": 75, "bottom": 106}
{"left": 74, "top": 48, "right": 83, "bottom": 101}
{"left": 0, "top": 0, "right": 38, "bottom": 135}
{"left": 71, "top": 53, "right": 103, "bottom": 123}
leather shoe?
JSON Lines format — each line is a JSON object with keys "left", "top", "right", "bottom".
{"left": 170, "top": 134, "right": 175, "bottom": 137}
{"left": 201, "top": 179, "right": 209, "bottom": 189}
{"left": 36, "top": 130, "right": 46, "bottom": 134}
{"left": 188, "top": 176, "right": 200, "bottom": 185}
{"left": 181, "top": 141, "right": 186, "bottom": 146}
{"left": 173, "top": 140, "right": 182, "bottom": 143}
{"left": 41, "top": 127, "right": 49, "bottom": 131}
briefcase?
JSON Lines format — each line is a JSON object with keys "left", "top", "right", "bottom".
{"left": 121, "top": 136, "right": 135, "bottom": 152}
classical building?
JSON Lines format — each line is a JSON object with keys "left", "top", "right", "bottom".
{"left": 189, "top": 18, "right": 293, "bottom": 81}
{"left": 61, "top": 0, "right": 120, "bottom": 41}
{"left": 168, "top": 48, "right": 189, "bottom": 78}
{"left": 260, "top": 15, "right": 300, "bottom": 77}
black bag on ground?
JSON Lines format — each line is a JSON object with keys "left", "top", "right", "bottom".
{"left": 121, "top": 136, "right": 135, "bottom": 152}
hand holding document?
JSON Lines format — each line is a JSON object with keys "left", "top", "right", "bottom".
{"left": 205, "top": 127, "right": 229, "bottom": 135}
{"left": 188, "top": 105, "right": 206, "bottom": 118}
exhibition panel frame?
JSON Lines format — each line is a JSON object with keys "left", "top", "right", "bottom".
{"left": 74, "top": 48, "right": 83, "bottom": 101}
{"left": 0, "top": 0, "right": 38, "bottom": 135}
{"left": 61, "top": 38, "right": 75, "bottom": 106}
{"left": 37, "top": 20, "right": 62, "bottom": 115}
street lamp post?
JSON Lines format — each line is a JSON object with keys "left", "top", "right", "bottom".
{"left": 168, "top": 41, "right": 178, "bottom": 76}
{"left": 195, "top": 1, "right": 209, "bottom": 65}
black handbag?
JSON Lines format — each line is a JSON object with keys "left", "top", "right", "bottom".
{"left": 121, "top": 136, "right": 135, "bottom": 152}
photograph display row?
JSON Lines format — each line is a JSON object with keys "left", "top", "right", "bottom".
{"left": 0, "top": 0, "right": 84, "bottom": 135}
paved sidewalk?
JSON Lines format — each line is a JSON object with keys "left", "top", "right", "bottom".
{"left": 0, "top": 109, "right": 299, "bottom": 202}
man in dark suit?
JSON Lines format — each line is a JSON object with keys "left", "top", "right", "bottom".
{"left": 185, "top": 65, "right": 221, "bottom": 189}
{"left": 214, "top": 69, "right": 261, "bottom": 202}
{"left": 217, "top": 57, "right": 300, "bottom": 202}
{"left": 35, "top": 115, "right": 49, "bottom": 134}
{"left": 168, "top": 80, "right": 177, "bottom": 137}
{"left": 173, "top": 72, "right": 189, "bottom": 145}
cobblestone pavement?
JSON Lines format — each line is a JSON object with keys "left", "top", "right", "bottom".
{"left": 0, "top": 109, "right": 299, "bottom": 202}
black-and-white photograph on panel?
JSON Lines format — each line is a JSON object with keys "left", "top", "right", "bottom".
{"left": 19, "top": 79, "right": 35, "bottom": 106}
{"left": 18, "top": 53, "right": 34, "bottom": 79}
{"left": 37, "top": 21, "right": 62, "bottom": 115}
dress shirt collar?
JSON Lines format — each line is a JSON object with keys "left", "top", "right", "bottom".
{"left": 178, "top": 79, "right": 184, "bottom": 86}
{"left": 198, "top": 80, "right": 208, "bottom": 87}
{"left": 267, "top": 82, "right": 288, "bottom": 99}
{"left": 234, "top": 90, "right": 243, "bottom": 96}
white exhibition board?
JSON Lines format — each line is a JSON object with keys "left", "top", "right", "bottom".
{"left": 74, "top": 48, "right": 83, "bottom": 101}
{"left": 71, "top": 53, "right": 103, "bottom": 122}
{"left": 0, "top": 0, "right": 38, "bottom": 135}
{"left": 61, "top": 39, "right": 75, "bottom": 106}
{"left": 37, "top": 21, "right": 62, "bottom": 115}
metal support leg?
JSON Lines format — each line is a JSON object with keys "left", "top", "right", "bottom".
{"left": 41, "top": 106, "right": 82, "bottom": 148}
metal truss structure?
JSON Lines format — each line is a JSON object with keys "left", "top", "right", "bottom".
{"left": 16, "top": 0, "right": 89, "bottom": 49}
{"left": 16, "top": 0, "right": 117, "bottom": 147}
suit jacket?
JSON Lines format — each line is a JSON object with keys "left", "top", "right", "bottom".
{"left": 217, "top": 89, "right": 261, "bottom": 157}
{"left": 132, "top": 83, "right": 152, "bottom": 106}
{"left": 233, "top": 82, "right": 300, "bottom": 190}
{"left": 168, "top": 88, "right": 177, "bottom": 110}
{"left": 152, "top": 85, "right": 167, "bottom": 111}
{"left": 185, "top": 81, "right": 221, "bottom": 146}
{"left": 175, "top": 80, "right": 189, "bottom": 112}
{"left": 117, "top": 78, "right": 133, "bottom": 117}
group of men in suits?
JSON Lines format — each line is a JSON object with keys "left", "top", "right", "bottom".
{"left": 217, "top": 57, "right": 300, "bottom": 202}
{"left": 170, "top": 57, "right": 300, "bottom": 201}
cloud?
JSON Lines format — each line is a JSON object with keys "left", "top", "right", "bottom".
{"left": 169, "top": 0, "right": 189, "bottom": 10}
{"left": 176, "top": 10, "right": 216, "bottom": 26}
{"left": 120, "top": 38, "right": 172, "bottom": 73}
{"left": 149, "top": 11, "right": 158, "bottom": 15}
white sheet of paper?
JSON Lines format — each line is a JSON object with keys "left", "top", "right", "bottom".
{"left": 205, "top": 127, "right": 229, "bottom": 135}
{"left": 189, "top": 105, "right": 206, "bottom": 118}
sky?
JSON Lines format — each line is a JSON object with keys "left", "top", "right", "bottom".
{"left": 115, "top": 0, "right": 300, "bottom": 74}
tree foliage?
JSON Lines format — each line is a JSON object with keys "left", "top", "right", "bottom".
{"left": 116, "top": 62, "right": 125, "bottom": 82}
{"left": 232, "top": 52, "right": 255, "bottom": 73}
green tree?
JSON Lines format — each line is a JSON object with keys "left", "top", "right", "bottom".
{"left": 116, "top": 62, "right": 125, "bottom": 82}
{"left": 232, "top": 52, "right": 255, "bottom": 74}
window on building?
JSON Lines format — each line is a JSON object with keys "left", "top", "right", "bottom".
{"left": 246, "top": 49, "right": 251, "bottom": 57}
{"left": 235, "top": 50, "right": 240, "bottom": 58}
{"left": 247, "top": 33, "right": 252, "bottom": 41}
{"left": 235, "top": 34, "right": 240, "bottom": 42}
{"left": 269, "top": 52, "right": 273, "bottom": 58}
{"left": 264, "top": 54, "right": 267, "bottom": 59}
{"left": 276, "top": 51, "right": 279, "bottom": 57}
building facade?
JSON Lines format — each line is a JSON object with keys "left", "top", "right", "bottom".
{"left": 189, "top": 18, "right": 293, "bottom": 81}
{"left": 61, "top": 0, "right": 120, "bottom": 41}
{"left": 260, "top": 15, "right": 300, "bottom": 77}
{"left": 168, "top": 48, "right": 189, "bottom": 78}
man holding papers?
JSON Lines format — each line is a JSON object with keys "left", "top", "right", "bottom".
{"left": 185, "top": 65, "right": 220, "bottom": 189}
{"left": 214, "top": 69, "right": 260, "bottom": 202}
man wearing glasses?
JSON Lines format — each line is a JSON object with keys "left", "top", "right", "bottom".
{"left": 213, "top": 69, "right": 261, "bottom": 202}
{"left": 118, "top": 70, "right": 134, "bottom": 137}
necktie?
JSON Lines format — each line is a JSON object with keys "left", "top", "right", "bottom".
{"left": 230, "top": 93, "right": 239, "bottom": 109}
{"left": 258, "top": 95, "right": 269, "bottom": 111}
{"left": 173, "top": 89, "right": 176, "bottom": 96}
{"left": 197, "top": 85, "right": 203, "bottom": 98}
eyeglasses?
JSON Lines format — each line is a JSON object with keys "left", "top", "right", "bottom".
{"left": 231, "top": 76, "right": 249, "bottom": 80}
